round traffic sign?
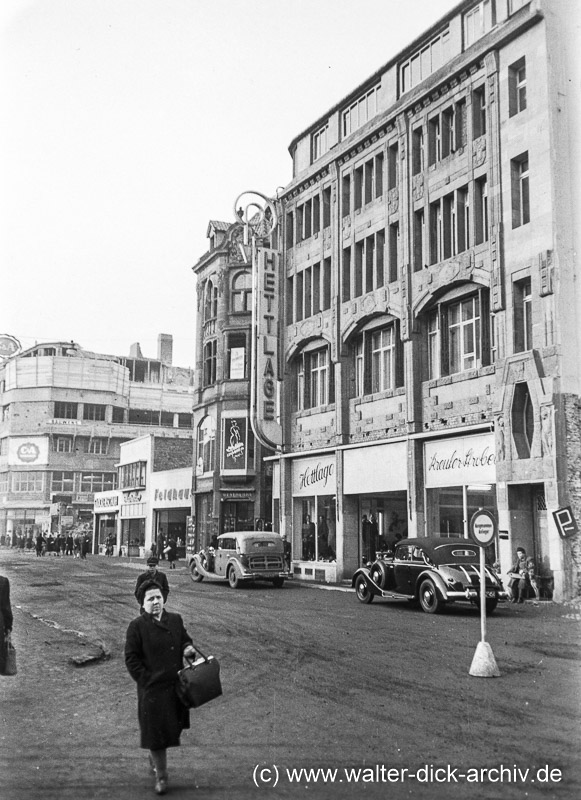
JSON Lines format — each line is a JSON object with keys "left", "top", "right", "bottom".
{"left": 470, "top": 508, "right": 496, "bottom": 546}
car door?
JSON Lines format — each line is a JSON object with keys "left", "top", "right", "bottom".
{"left": 393, "top": 545, "right": 415, "bottom": 594}
{"left": 215, "top": 537, "right": 236, "bottom": 576}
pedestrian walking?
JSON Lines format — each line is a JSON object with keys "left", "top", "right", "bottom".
{"left": 156, "top": 532, "right": 166, "bottom": 561}
{"left": 135, "top": 556, "right": 170, "bottom": 606}
{"left": 35, "top": 533, "right": 45, "bottom": 557}
{"left": 508, "top": 546, "right": 529, "bottom": 603}
{"left": 0, "top": 573, "right": 14, "bottom": 676}
{"left": 164, "top": 537, "right": 177, "bottom": 570}
{"left": 125, "top": 579, "right": 196, "bottom": 795}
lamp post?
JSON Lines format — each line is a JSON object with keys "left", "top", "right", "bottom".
{"left": 233, "top": 191, "right": 282, "bottom": 453}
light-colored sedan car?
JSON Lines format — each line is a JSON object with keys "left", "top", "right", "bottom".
{"left": 187, "top": 531, "right": 291, "bottom": 588}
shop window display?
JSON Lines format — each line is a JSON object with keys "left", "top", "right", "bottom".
{"left": 298, "top": 496, "right": 336, "bottom": 561}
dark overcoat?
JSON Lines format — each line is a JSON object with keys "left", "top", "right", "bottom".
{"left": 0, "top": 575, "right": 13, "bottom": 674}
{"left": 125, "top": 610, "right": 193, "bottom": 750}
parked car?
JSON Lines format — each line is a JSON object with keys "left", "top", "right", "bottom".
{"left": 187, "top": 531, "right": 291, "bottom": 589}
{"left": 352, "top": 536, "right": 509, "bottom": 614}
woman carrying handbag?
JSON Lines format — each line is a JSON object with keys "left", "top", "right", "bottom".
{"left": 125, "top": 578, "right": 196, "bottom": 795}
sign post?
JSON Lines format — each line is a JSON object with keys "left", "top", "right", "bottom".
{"left": 468, "top": 508, "right": 500, "bottom": 678}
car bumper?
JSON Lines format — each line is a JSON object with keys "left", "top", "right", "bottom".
{"left": 239, "top": 570, "right": 292, "bottom": 580}
{"left": 448, "top": 588, "right": 509, "bottom": 601}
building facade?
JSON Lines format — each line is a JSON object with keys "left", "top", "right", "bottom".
{"left": 274, "top": 0, "right": 580, "bottom": 598}
{"left": 190, "top": 221, "right": 275, "bottom": 551}
{"left": 0, "top": 336, "right": 194, "bottom": 548}
{"left": 93, "top": 434, "right": 193, "bottom": 557}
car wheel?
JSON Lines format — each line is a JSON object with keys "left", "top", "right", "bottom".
{"left": 228, "top": 567, "right": 241, "bottom": 589}
{"left": 369, "top": 560, "right": 389, "bottom": 589}
{"left": 189, "top": 562, "right": 204, "bottom": 583}
{"left": 418, "top": 578, "right": 443, "bottom": 614}
{"left": 272, "top": 577, "right": 285, "bottom": 588}
{"left": 355, "top": 575, "right": 374, "bottom": 604}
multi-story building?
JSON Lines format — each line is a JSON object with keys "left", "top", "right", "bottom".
{"left": 191, "top": 220, "right": 275, "bottom": 550}
{"left": 274, "top": 0, "right": 580, "bottom": 598}
{"left": 0, "top": 335, "right": 194, "bottom": 549}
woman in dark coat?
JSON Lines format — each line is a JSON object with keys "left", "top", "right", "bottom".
{"left": 0, "top": 574, "right": 14, "bottom": 675}
{"left": 125, "top": 579, "right": 196, "bottom": 795}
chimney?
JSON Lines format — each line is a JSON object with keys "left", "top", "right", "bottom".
{"left": 129, "top": 342, "right": 143, "bottom": 359}
{"left": 158, "top": 333, "right": 173, "bottom": 365}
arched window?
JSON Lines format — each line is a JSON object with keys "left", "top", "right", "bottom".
{"left": 203, "top": 340, "right": 217, "bottom": 387}
{"left": 292, "top": 342, "right": 334, "bottom": 411}
{"left": 350, "top": 318, "right": 403, "bottom": 397}
{"left": 231, "top": 270, "right": 252, "bottom": 313}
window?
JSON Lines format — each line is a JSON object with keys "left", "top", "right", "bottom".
{"left": 429, "top": 186, "right": 469, "bottom": 264}
{"left": 388, "top": 223, "right": 399, "bottom": 283}
{"left": 464, "top": 1, "right": 496, "bottom": 48}
{"left": 323, "top": 187, "right": 332, "bottom": 228}
{"left": 294, "top": 346, "right": 334, "bottom": 410}
{"left": 84, "top": 438, "right": 108, "bottom": 454}
{"left": 80, "top": 472, "right": 115, "bottom": 493}
{"left": 231, "top": 270, "right": 252, "bottom": 313}
{"left": 55, "top": 436, "right": 73, "bottom": 453}
{"left": 429, "top": 101, "right": 466, "bottom": 165}
{"left": 514, "top": 278, "right": 533, "bottom": 352}
{"left": 352, "top": 156, "right": 381, "bottom": 208}
{"left": 111, "top": 406, "right": 125, "bottom": 423}
{"left": 353, "top": 232, "right": 384, "bottom": 296}
{"left": 204, "top": 279, "right": 218, "bottom": 322}
{"left": 427, "top": 289, "right": 491, "bottom": 378}
{"left": 286, "top": 211, "right": 295, "bottom": 248}
{"left": 342, "top": 247, "right": 351, "bottom": 302}
{"left": 511, "top": 382, "right": 534, "bottom": 458}
{"left": 54, "top": 402, "right": 78, "bottom": 420}
{"left": 13, "top": 471, "right": 43, "bottom": 493}
{"left": 322, "top": 258, "right": 332, "bottom": 311}
{"left": 178, "top": 413, "right": 192, "bottom": 429}
{"left": 474, "top": 176, "right": 489, "bottom": 244}
{"left": 51, "top": 471, "right": 74, "bottom": 493}
{"left": 119, "top": 461, "right": 146, "bottom": 490}
{"left": 388, "top": 143, "right": 398, "bottom": 189}
{"left": 227, "top": 332, "right": 247, "bottom": 379}
{"left": 83, "top": 403, "right": 106, "bottom": 422}
{"left": 342, "top": 85, "right": 380, "bottom": 137}
{"left": 312, "top": 124, "right": 329, "bottom": 161}
{"left": 413, "top": 209, "right": 425, "bottom": 271}
{"left": 509, "top": 58, "right": 527, "bottom": 117}
{"left": 511, "top": 153, "right": 530, "bottom": 228}
{"left": 508, "top": 0, "right": 529, "bottom": 14}
{"left": 400, "top": 28, "right": 450, "bottom": 93}
{"left": 203, "top": 340, "right": 217, "bottom": 386}
{"left": 472, "top": 86, "right": 487, "bottom": 138}
{"left": 352, "top": 321, "right": 403, "bottom": 397}
{"left": 197, "top": 417, "right": 216, "bottom": 474}
{"left": 342, "top": 174, "right": 351, "bottom": 217}
{"left": 412, "top": 127, "right": 424, "bottom": 175}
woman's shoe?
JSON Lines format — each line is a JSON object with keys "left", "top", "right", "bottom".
{"left": 155, "top": 776, "right": 168, "bottom": 795}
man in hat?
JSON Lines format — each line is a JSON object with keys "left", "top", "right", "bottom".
{"left": 135, "top": 555, "right": 170, "bottom": 607}
{"left": 508, "top": 546, "right": 529, "bottom": 603}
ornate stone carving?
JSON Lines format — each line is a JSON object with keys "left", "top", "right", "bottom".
{"left": 412, "top": 174, "right": 424, "bottom": 202}
{"left": 495, "top": 415, "right": 505, "bottom": 462}
{"left": 473, "top": 137, "right": 486, "bottom": 167}
{"left": 540, "top": 405, "right": 554, "bottom": 456}
{"left": 388, "top": 188, "right": 399, "bottom": 215}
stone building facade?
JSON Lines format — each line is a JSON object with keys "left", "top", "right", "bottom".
{"left": 190, "top": 221, "right": 275, "bottom": 550}
{"left": 273, "top": 0, "right": 580, "bottom": 598}
{"left": 0, "top": 336, "right": 194, "bottom": 549}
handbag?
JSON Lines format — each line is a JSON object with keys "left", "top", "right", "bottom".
{"left": 176, "top": 644, "right": 222, "bottom": 708}
{"left": 2, "top": 642, "right": 17, "bottom": 676}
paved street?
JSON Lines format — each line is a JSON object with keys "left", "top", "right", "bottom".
{"left": 1, "top": 549, "right": 580, "bottom": 800}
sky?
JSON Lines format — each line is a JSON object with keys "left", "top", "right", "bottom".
{"left": 0, "top": 0, "right": 456, "bottom": 368}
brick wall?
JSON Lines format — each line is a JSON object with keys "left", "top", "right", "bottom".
{"left": 152, "top": 437, "right": 193, "bottom": 472}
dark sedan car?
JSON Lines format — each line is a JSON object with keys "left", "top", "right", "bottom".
{"left": 352, "top": 536, "right": 509, "bottom": 614}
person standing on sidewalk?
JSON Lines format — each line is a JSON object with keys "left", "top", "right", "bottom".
{"left": 164, "top": 537, "right": 177, "bottom": 570}
{"left": 125, "top": 579, "right": 196, "bottom": 795}
{"left": 0, "top": 573, "right": 14, "bottom": 676}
